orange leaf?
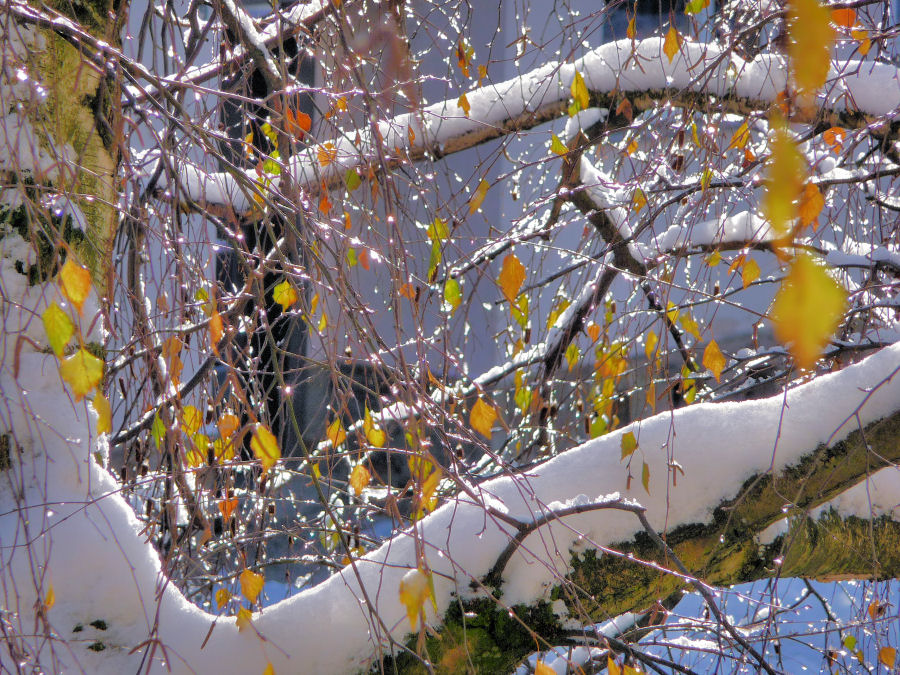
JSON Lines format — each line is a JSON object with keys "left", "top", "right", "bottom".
{"left": 497, "top": 254, "right": 526, "bottom": 303}
{"left": 349, "top": 463, "right": 371, "bottom": 496}
{"left": 218, "top": 413, "right": 240, "bottom": 439}
{"left": 209, "top": 310, "right": 224, "bottom": 349}
{"left": 470, "top": 398, "right": 497, "bottom": 438}
{"left": 218, "top": 497, "right": 239, "bottom": 521}
{"left": 663, "top": 25, "right": 682, "bottom": 63}
{"left": 830, "top": 8, "right": 856, "bottom": 28}
{"left": 59, "top": 259, "right": 91, "bottom": 314}
{"left": 626, "top": 15, "right": 636, "bottom": 40}
{"left": 852, "top": 28, "right": 871, "bottom": 55}
{"left": 823, "top": 126, "right": 846, "bottom": 152}
{"left": 586, "top": 322, "right": 601, "bottom": 342}
{"left": 798, "top": 182, "right": 824, "bottom": 229}
{"left": 319, "top": 190, "right": 332, "bottom": 214}
{"left": 703, "top": 339, "right": 726, "bottom": 382}
{"left": 286, "top": 109, "right": 311, "bottom": 139}
{"left": 317, "top": 142, "right": 337, "bottom": 167}
{"left": 879, "top": 647, "right": 897, "bottom": 668}
{"left": 534, "top": 661, "right": 554, "bottom": 675}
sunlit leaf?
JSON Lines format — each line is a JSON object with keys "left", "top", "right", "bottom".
{"left": 798, "top": 183, "right": 824, "bottom": 229}
{"left": 587, "top": 322, "right": 601, "bottom": 342}
{"left": 565, "top": 343, "right": 580, "bottom": 372}
{"left": 180, "top": 405, "right": 202, "bottom": 436}
{"left": 470, "top": 398, "right": 497, "bottom": 438}
{"left": 727, "top": 122, "right": 750, "bottom": 150}
{"left": 59, "top": 348, "right": 103, "bottom": 401}
{"left": 550, "top": 133, "right": 568, "bottom": 156}
{"left": 626, "top": 138, "right": 639, "bottom": 156}
{"left": 399, "top": 568, "right": 430, "bottom": 630}
{"left": 534, "top": 661, "right": 554, "bottom": 675}
{"left": 349, "top": 463, "right": 371, "bottom": 496}
{"left": 498, "top": 254, "right": 526, "bottom": 303}
{"left": 326, "top": 417, "right": 347, "bottom": 447}
{"left": 457, "top": 92, "right": 471, "bottom": 116}
{"left": 608, "top": 656, "right": 622, "bottom": 675}
{"left": 469, "top": 179, "right": 490, "bottom": 214}
{"left": 771, "top": 254, "right": 847, "bottom": 369}
{"left": 250, "top": 424, "right": 280, "bottom": 472}
{"left": 830, "top": 8, "right": 856, "bottom": 28}
{"left": 626, "top": 15, "right": 636, "bottom": 40}
{"left": 235, "top": 607, "right": 252, "bottom": 632}
{"left": 621, "top": 431, "right": 638, "bottom": 459}
{"left": 345, "top": 168, "right": 361, "bottom": 191}
{"left": 93, "top": 393, "right": 111, "bottom": 434}
{"left": 644, "top": 330, "right": 658, "bottom": 361}
{"left": 685, "top": 0, "right": 710, "bottom": 14}
{"left": 641, "top": 461, "right": 650, "bottom": 493}
{"left": 822, "top": 126, "right": 846, "bottom": 152}
{"left": 706, "top": 250, "right": 721, "bottom": 267}
{"left": 59, "top": 259, "right": 91, "bottom": 314}
{"left": 286, "top": 108, "right": 311, "bottom": 139}
{"left": 209, "top": 310, "right": 224, "bottom": 349}
{"left": 215, "top": 588, "right": 231, "bottom": 610}
{"left": 742, "top": 258, "right": 760, "bottom": 289}
{"left": 569, "top": 70, "right": 590, "bottom": 116}
{"left": 852, "top": 28, "right": 871, "bottom": 55}
{"left": 317, "top": 141, "right": 337, "bottom": 167}
{"left": 764, "top": 122, "right": 805, "bottom": 234}
{"left": 240, "top": 569, "right": 264, "bottom": 603}
{"left": 42, "top": 302, "right": 74, "bottom": 356}
{"left": 787, "top": 0, "right": 835, "bottom": 102}
{"left": 263, "top": 663, "right": 275, "bottom": 675}
{"left": 44, "top": 584, "right": 55, "bottom": 610}
{"left": 680, "top": 315, "right": 701, "bottom": 340}
{"left": 443, "top": 277, "right": 462, "bottom": 314}
{"left": 363, "top": 407, "right": 386, "bottom": 447}
{"left": 632, "top": 188, "right": 647, "bottom": 212}
{"left": 151, "top": 412, "right": 165, "bottom": 449}
{"left": 663, "top": 25, "right": 682, "bottom": 63}
{"left": 703, "top": 339, "right": 726, "bottom": 383}
{"left": 319, "top": 190, "right": 332, "bottom": 214}
{"left": 218, "top": 497, "right": 238, "bottom": 521}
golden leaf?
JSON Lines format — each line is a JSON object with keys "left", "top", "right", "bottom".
{"left": 263, "top": 664, "right": 275, "bottom": 675}
{"left": 457, "top": 93, "right": 471, "bottom": 116}
{"left": 363, "top": 407, "right": 386, "bottom": 447}
{"left": 470, "top": 398, "right": 497, "bottom": 438}
{"left": 641, "top": 461, "right": 650, "bottom": 493}
{"left": 626, "top": 15, "right": 636, "bottom": 40}
{"left": 235, "top": 607, "right": 252, "bottom": 632}
{"left": 497, "top": 254, "right": 526, "bottom": 303}
{"left": 44, "top": 584, "right": 55, "bottom": 610}
{"left": 42, "top": 303, "right": 74, "bottom": 357}
{"left": 570, "top": 70, "right": 590, "bottom": 114}
{"left": 609, "top": 656, "right": 622, "bottom": 675}
{"left": 742, "top": 258, "right": 760, "bottom": 289}
{"left": 349, "top": 463, "right": 371, "bottom": 496}
{"left": 644, "top": 330, "right": 658, "bottom": 361}
{"left": 180, "top": 405, "right": 202, "bottom": 436}
{"left": 209, "top": 310, "right": 224, "bottom": 349}
{"left": 317, "top": 141, "right": 337, "bottom": 167}
{"left": 879, "top": 647, "right": 897, "bottom": 668}
{"left": 443, "top": 278, "right": 462, "bottom": 314}
{"left": 250, "top": 424, "right": 280, "bottom": 472}
{"left": 326, "top": 417, "right": 347, "bottom": 447}
{"left": 771, "top": 254, "right": 846, "bottom": 370}
{"left": 93, "top": 393, "right": 111, "bottom": 434}
{"left": 703, "top": 339, "right": 726, "bottom": 383}
{"left": 663, "top": 25, "right": 682, "bottom": 63}
{"left": 273, "top": 280, "right": 299, "bottom": 310}
{"left": 59, "top": 259, "right": 91, "bottom": 314}
{"left": 535, "top": 661, "right": 555, "bottom": 675}
{"left": 59, "top": 348, "right": 103, "bottom": 401}
{"left": 626, "top": 138, "right": 638, "bottom": 156}
{"left": 550, "top": 133, "right": 568, "bottom": 156}
{"left": 763, "top": 121, "right": 805, "bottom": 234}
{"left": 798, "top": 183, "right": 824, "bottom": 229}
{"left": 240, "top": 569, "right": 264, "bottom": 603}
{"left": 852, "top": 29, "right": 871, "bottom": 55}
{"left": 398, "top": 568, "right": 430, "bottom": 629}
{"left": 469, "top": 179, "right": 490, "bottom": 214}
{"left": 621, "top": 431, "right": 638, "bottom": 459}
{"left": 632, "top": 188, "right": 647, "bottom": 212}
{"left": 215, "top": 588, "right": 232, "bottom": 610}
{"left": 787, "top": 0, "right": 835, "bottom": 101}
{"left": 727, "top": 122, "right": 750, "bottom": 150}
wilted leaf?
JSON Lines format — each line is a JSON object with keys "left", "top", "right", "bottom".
{"left": 250, "top": 424, "right": 280, "bottom": 472}
{"left": 59, "top": 259, "right": 91, "bottom": 314}
{"left": 215, "top": 588, "right": 231, "bottom": 610}
{"left": 626, "top": 15, "right": 636, "bottom": 40}
{"left": 42, "top": 302, "right": 74, "bottom": 356}
{"left": 663, "top": 25, "right": 682, "bottom": 63}
{"left": 470, "top": 398, "right": 497, "bottom": 438}
{"left": 93, "top": 393, "right": 111, "bottom": 434}
{"left": 469, "top": 179, "right": 490, "bottom": 214}
{"left": 498, "top": 254, "right": 526, "bottom": 303}
{"left": 44, "top": 584, "right": 55, "bottom": 610}
{"left": 457, "top": 92, "right": 471, "bottom": 116}
{"left": 771, "top": 254, "right": 847, "bottom": 369}
{"left": 218, "top": 497, "right": 238, "bottom": 521}
{"left": 286, "top": 108, "right": 311, "bottom": 139}
{"left": 326, "top": 417, "right": 347, "bottom": 447}
{"left": 218, "top": 413, "right": 240, "bottom": 440}
{"left": 621, "top": 431, "right": 638, "bottom": 459}
{"left": 209, "top": 310, "right": 224, "bottom": 349}
{"left": 345, "top": 168, "right": 362, "bottom": 191}
{"left": 59, "top": 348, "right": 103, "bottom": 400}
{"left": 349, "top": 463, "right": 371, "bottom": 496}
{"left": 240, "top": 569, "right": 264, "bottom": 603}
{"left": 703, "top": 339, "right": 726, "bottom": 382}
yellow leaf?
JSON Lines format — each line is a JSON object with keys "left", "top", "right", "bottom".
{"left": 235, "top": 607, "right": 252, "bottom": 632}
{"left": 363, "top": 407, "right": 386, "bottom": 447}
{"left": 59, "top": 348, "right": 103, "bottom": 401}
{"left": 608, "top": 656, "right": 622, "bottom": 675}
{"left": 240, "top": 569, "right": 264, "bottom": 603}
{"left": 209, "top": 309, "right": 224, "bottom": 350}
{"left": 215, "top": 588, "right": 232, "bottom": 609}
{"left": 162, "top": 336, "right": 184, "bottom": 385}
{"left": 470, "top": 398, "right": 497, "bottom": 438}
{"left": 632, "top": 188, "right": 647, "bottom": 212}
{"left": 349, "top": 463, "right": 371, "bottom": 496}
{"left": 59, "top": 259, "right": 91, "bottom": 314}
{"left": 398, "top": 568, "right": 430, "bottom": 630}
{"left": 443, "top": 277, "right": 462, "bottom": 314}
{"left": 535, "top": 661, "right": 554, "bottom": 675}
{"left": 93, "top": 393, "right": 111, "bottom": 434}
{"left": 626, "top": 15, "right": 636, "bottom": 40}
{"left": 621, "top": 431, "right": 638, "bottom": 459}
{"left": 728, "top": 122, "right": 750, "bottom": 150}
{"left": 550, "top": 133, "right": 568, "bottom": 156}
{"left": 626, "top": 138, "right": 638, "bottom": 156}
{"left": 764, "top": 121, "right": 805, "bottom": 234}
{"left": 326, "top": 417, "right": 347, "bottom": 447}
{"left": 570, "top": 70, "right": 590, "bottom": 115}
{"left": 742, "top": 258, "right": 760, "bottom": 289}
{"left": 798, "top": 183, "right": 824, "bottom": 229}
{"left": 706, "top": 251, "right": 721, "bottom": 267}
{"left": 498, "top": 254, "right": 526, "bottom": 303}
{"left": 565, "top": 343, "right": 580, "bottom": 372}
{"left": 852, "top": 29, "right": 871, "bottom": 55}
{"left": 42, "top": 302, "right": 74, "bottom": 356}
{"left": 250, "top": 424, "right": 280, "bottom": 472}
{"left": 44, "top": 584, "right": 55, "bottom": 610}
{"left": 457, "top": 93, "right": 470, "bottom": 117}
{"left": 469, "top": 179, "right": 489, "bottom": 214}
{"left": 181, "top": 405, "right": 202, "bottom": 436}
{"left": 663, "top": 25, "right": 682, "bottom": 64}
{"left": 644, "top": 330, "right": 658, "bottom": 361}
{"left": 421, "top": 468, "right": 441, "bottom": 513}
{"left": 642, "top": 461, "right": 650, "bottom": 493}
{"left": 703, "top": 339, "right": 726, "bottom": 382}
{"left": 263, "top": 663, "right": 275, "bottom": 675}
{"left": 771, "top": 254, "right": 847, "bottom": 370}
{"left": 273, "top": 280, "right": 298, "bottom": 310}
{"left": 787, "top": 0, "right": 835, "bottom": 102}
{"left": 317, "top": 141, "right": 337, "bottom": 167}
{"left": 680, "top": 315, "right": 701, "bottom": 340}
{"left": 879, "top": 646, "right": 897, "bottom": 668}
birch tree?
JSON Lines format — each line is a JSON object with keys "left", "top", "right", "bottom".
{"left": 1, "top": 0, "right": 900, "bottom": 673}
